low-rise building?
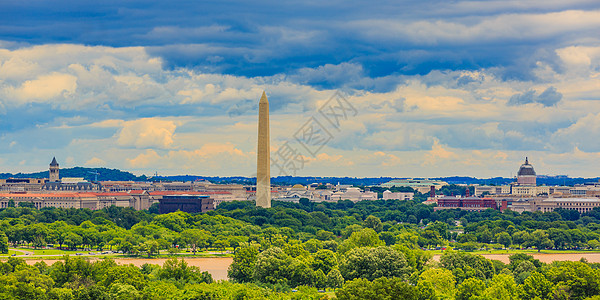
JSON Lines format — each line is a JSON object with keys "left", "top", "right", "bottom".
{"left": 0, "top": 178, "right": 46, "bottom": 192}
{"left": 330, "top": 187, "right": 378, "bottom": 202}
{"left": 510, "top": 197, "right": 600, "bottom": 214}
{"left": 43, "top": 177, "right": 98, "bottom": 191}
{"left": 158, "top": 194, "right": 214, "bottom": 214}
{"left": 379, "top": 179, "right": 447, "bottom": 193}
{"left": 435, "top": 196, "right": 498, "bottom": 211}
{"left": 382, "top": 190, "right": 414, "bottom": 200}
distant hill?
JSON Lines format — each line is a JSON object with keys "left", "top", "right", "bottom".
{"left": 0, "top": 167, "right": 147, "bottom": 182}
{"left": 1, "top": 167, "right": 598, "bottom": 186}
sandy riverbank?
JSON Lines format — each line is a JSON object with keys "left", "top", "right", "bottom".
{"left": 25, "top": 257, "right": 234, "bottom": 281}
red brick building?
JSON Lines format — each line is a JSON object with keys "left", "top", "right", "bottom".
{"left": 435, "top": 196, "right": 498, "bottom": 211}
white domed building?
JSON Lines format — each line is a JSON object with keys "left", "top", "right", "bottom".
{"left": 517, "top": 157, "right": 536, "bottom": 186}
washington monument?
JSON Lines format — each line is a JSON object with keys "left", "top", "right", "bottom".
{"left": 256, "top": 91, "right": 271, "bottom": 208}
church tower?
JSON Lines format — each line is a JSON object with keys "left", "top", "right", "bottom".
{"left": 49, "top": 157, "right": 60, "bottom": 182}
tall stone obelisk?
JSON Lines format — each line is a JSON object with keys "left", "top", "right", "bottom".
{"left": 256, "top": 91, "right": 271, "bottom": 208}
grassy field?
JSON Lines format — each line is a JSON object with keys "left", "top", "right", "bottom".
{"left": 0, "top": 250, "right": 22, "bottom": 256}
{"left": 1, "top": 247, "right": 234, "bottom": 260}
{"left": 31, "top": 249, "right": 83, "bottom": 255}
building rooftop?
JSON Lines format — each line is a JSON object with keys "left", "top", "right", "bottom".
{"left": 544, "top": 198, "right": 600, "bottom": 202}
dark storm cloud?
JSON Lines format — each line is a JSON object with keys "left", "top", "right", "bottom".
{"left": 2, "top": 1, "right": 600, "bottom": 87}
{"left": 508, "top": 87, "right": 563, "bottom": 107}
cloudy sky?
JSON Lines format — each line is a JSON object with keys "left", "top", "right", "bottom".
{"left": 1, "top": 1, "right": 600, "bottom": 178}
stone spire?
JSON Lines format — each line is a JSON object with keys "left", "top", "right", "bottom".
{"left": 256, "top": 91, "right": 271, "bottom": 208}
{"left": 49, "top": 157, "right": 60, "bottom": 182}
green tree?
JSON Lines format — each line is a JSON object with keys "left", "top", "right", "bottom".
{"left": 327, "top": 268, "right": 344, "bottom": 290}
{"left": 228, "top": 244, "right": 259, "bottom": 283}
{"left": 512, "top": 230, "right": 530, "bottom": 246}
{"left": 143, "top": 240, "right": 159, "bottom": 257}
{"left": 339, "top": 246, "right": 411, "bottom": 281}
{"left": 418, "top": 268, "right": 456, "bottom": 299}
{"left": 303, "top": 239, "right": 323, "bottom": 253}
{"left": 395, "top": 245, "right": 432, "bottom": 273}
{"left": 455, "top": 277, "right": 486, "bottom": 300}
{"left": 314, "top": 269, "right": 327, "bottom": 289}
{"left": 341, "top": 224, "right": 364, "bottom": 239}
{"left": 484, "top": 273, "right": 519, "bottom": 300}
{"left": 427, "top": 221, "right": 450, "bottom": 240}
{"left": 0, "top": 266, "right": 55, "bottom": 299}
{"left": 519, "top": 272, "right": 552, "bottom": 300}
{"left": 47, "top": 287, "right": 75, "bottom": 300}
{"left": 338, "top": 228, "right": 384, "bottom": 253}
{"left": 151, "top": 212, "right": 189, "bottom": 232}
{"left": 108, "top": 283, "right": 142, "bottom": 300}
{"left": 336, "top": 277, "right": 418, "bottom": 300}
{"left": 252, "top": 247, "right": 292, "bottom": 285}
{"left": 64, "top": 232, "right": 82, "bottom": 250}
{"left": 181, "top": 229, "right": 211, "bottom": 254}
{"left": 18, "top": 201, "right": 36, "bottom": 208}
{"left": 316, "top": 230, "right": 336, "bottom": 241}
{"left": 49, "top": 256, "right": 93, "bottom": 287}
{"left": 440, "top": 251, "right": 495, "bottom": 283}
{"left": 49, "top": 221, "right": 70, "bottom": 250}
{"left": 213, "top": 238, "right": 229, "bottom": 253}
{"left": 526, "top": 229, "right": 554, "bottom": 252}
{"left": 158, "top": 258, "right": 213, "bottom": 284}
{"left": 495, "top": 232, "right": 512, "bottom": 248}
{"left": 312, "top": 249, "right": 338, "bottom": 275}
{"left": 101, "top": 264, "right": 148, "bottom": 291}
{"left": 546, "top": 261, "right": 600, "bottom": 299}
{"left": 0, "top": 231, "right": 8, "bottom": 254}
{"left": 364, "top": 215, "right": 383, "bottom": 233}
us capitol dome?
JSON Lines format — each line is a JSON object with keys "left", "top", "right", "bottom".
{"left": 517, "top": 157, "right": 536, "bottom": 186}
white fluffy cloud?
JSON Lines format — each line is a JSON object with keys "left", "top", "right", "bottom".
{"left": 126, "top": 143, "right": 251, "bottom": 174}
{"left": 8, "top": 72, "right": 77, "bottom": 102}
{"left": 117, "top": 118, "right": 178, "bottom": 149}
{"left": 0, "top": 41, "right": 600, "bottom": 177}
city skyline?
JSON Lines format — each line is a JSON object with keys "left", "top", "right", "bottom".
{"left": 1, "top": 1, "right": 600, "bottom": 177}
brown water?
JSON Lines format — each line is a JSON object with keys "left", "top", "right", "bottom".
{"left": 25, "top": 257, "right": 234, "bottom": 281}
{"left": 433, "top": 252, "right": 600, "bottom": 264}
{"left": 24, "top": 253, "right": 600, "bottom": 281}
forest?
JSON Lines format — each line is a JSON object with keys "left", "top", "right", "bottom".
{"left": 3, "top": 199, "right": 600, "bottom": 299}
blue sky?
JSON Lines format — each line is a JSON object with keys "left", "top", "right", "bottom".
{"left": 1, "top": 0, "right": 600, "bottom": 177}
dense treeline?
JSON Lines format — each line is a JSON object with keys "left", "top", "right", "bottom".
{"left": 5, "top": 200, "right": 600, "bottom": 298}
{"left": 0, "top": 167, "right": 147, "bottom": 182}
{"left": 3, "top": 200, "right": 600, "bottom": 256}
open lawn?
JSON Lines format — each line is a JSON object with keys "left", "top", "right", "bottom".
{"left": 2, "top": 247, "right": 233, "bottom": 260}
{"left": 0, "top": 250, "right": 22, "bottom": 256}
{"left": 31, "top": 248, "right": 82, "bottom": 255}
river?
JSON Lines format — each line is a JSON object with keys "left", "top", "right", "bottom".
{"left": 22, "top": 252, "right": 600, "bottom": 281}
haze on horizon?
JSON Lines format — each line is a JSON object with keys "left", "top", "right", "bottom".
{"left": 0, "top": 1, "right": 599, "bottom": 178}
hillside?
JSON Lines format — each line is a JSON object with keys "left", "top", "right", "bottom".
{"left": 0, "top": 167, "right": 147, "bottom": 182}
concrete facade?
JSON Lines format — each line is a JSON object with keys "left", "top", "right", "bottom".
{"left": 511, "top": 197, "right": 600, "bottom": 214}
